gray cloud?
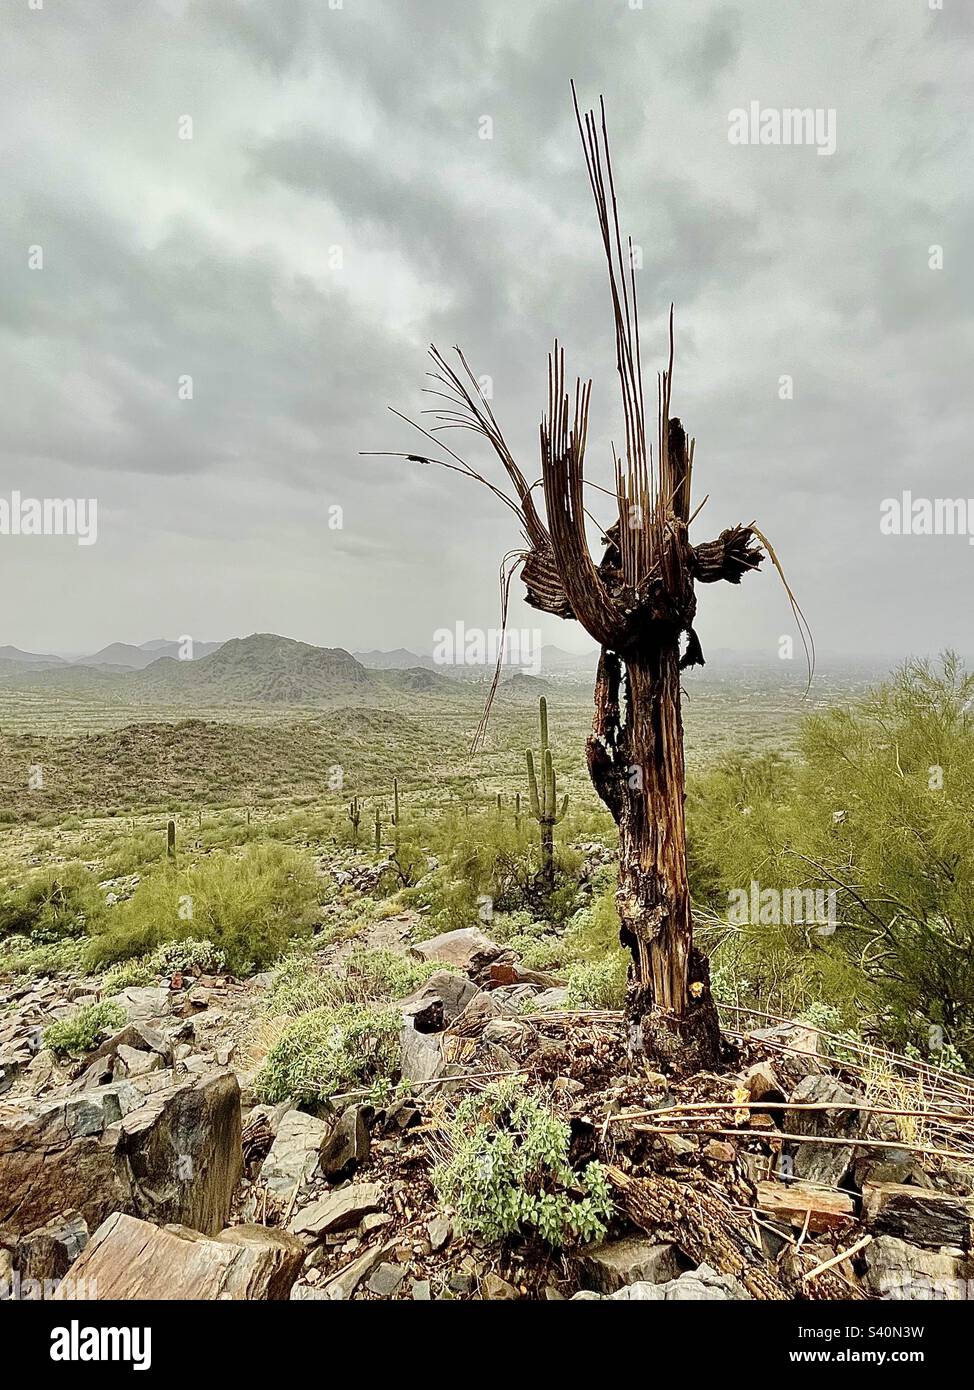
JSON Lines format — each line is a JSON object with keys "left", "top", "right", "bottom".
{"left": 0, "top": 0, "right": 970, "bottom": 662}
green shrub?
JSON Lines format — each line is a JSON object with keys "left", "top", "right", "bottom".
{"left": 256, "top": 1003, "right": 402, "bottom": 1106}
{"left": 100, "top": 956, "right": 157, "bottom": 992}
{"left": 0, "top": 934, "right": 87, "bottom": 979}
{"left": 688, "top": 654, "right": 974, "bottom": 1060}
{"left": 433, "top": 1077, "right": 613, "bottom": 1247}
{"left": 565, "top": 955, "right": 627, "bottom": 1009}
{"left": 84, "top": 842, "right": 318, "bottom": 975}
{"left": 346, "top": 947, "right": 450, "bottom": 999}
{"left": 507, "top": 934, "right": 565, "bottom": 972}
{"left": 151, "top": 937, "right": 226, "bottom": 976}
{"left": 44, "top": 1000, "right": 126, "bottom": 1056}
{"left": 0, "top": 863, "right": 104, "bottom": 944}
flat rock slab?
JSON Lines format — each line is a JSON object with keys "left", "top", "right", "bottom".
{"left": 288, "top": 1182, "right": 384, "bottom": 1238}
{"left": 54, "top": 1213, "right": 304, "bottom": 1301}
{"left": 756, "top": 1180, "right": 855, "bottom": 1234}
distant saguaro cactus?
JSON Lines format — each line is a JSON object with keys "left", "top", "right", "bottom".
{"left": 392, "top": 778, "right": 400, "bottom": 826}
{"left": 526, "top": 697, "right": 568, "bottom": 891}
{"left": 167, "top": 819, "right": 176, "bottom": 860}
{"left": 374, "top": 807, "right": 381, "bottom": 852}
{"left": 348, "top": 797, "right": 361, "bottom": 845}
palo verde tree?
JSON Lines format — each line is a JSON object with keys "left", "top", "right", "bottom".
{"left": 373, "top": 90, "right": 806, "bottom": 1070}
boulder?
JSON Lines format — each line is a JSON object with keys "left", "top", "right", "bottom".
{"left": 108, "top": 987, "right": 171, "bottom": 1024}
{"left": 611, "top": 1264, "right": 749, "bottom": 1301}
{"left": 409, "top": 928, "right": 503, "bottom": 976}
{"left": 400, "top": 971, "right": 478, "bottom": 1031}
{"left": 260, "top": 1109, "right": 329, "bottom": 1195}
{"left": 580, "top": 1236, "right": 681, "bottom": 1293}
{"left": 0, "top": 1068, "right": 242, "bottom": 1237}
{"left": 318, "top": 1105, "right": 371, "bottom": 1180}
{"left": 400, "top": 1022, "right": 443, "bottom": 1085}
{"left": 863, "top": 1235, "right": 973, "bottom": 1300}
{"left": 53, "top": 1212, "right": 304, "bottom": 1300}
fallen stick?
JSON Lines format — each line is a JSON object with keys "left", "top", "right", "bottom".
{"left": 634, "top": 1123, "right": 974, "bottom": 1163}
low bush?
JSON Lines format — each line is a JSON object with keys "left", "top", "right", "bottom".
{"left": 83, "top": 842, "right": 318, "bottom": 975}
{"left": 255, "top": 1003, "right": 402, "bottom": 1105}
{"left": 44, "top": 1000, "right": 126, "bottom": 1056}
{"left": 433, "top": 1077, "right": 613, "bottom": 1247}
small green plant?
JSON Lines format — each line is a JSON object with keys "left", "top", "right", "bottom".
{"left": 44, "top": 1000, "right": 126, "bottom": 1056}
{"left": 433, "top": 1076, "right": 613, "bottom": 1248}
{"left": 101, "top": 955, "right": 157, "bottom": 992}
{"left": 525, "top": 697, "right": 568, "bottom": 892}
{"left": 151, "top": 936, "right": 226, "bottom": 976}
{"left": 256, "top": 1003, "right": 402, "bottom": 1105}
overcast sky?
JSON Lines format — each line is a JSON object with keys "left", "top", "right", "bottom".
{"left": 0, "top": 0, "right": 971, "bottom": 661}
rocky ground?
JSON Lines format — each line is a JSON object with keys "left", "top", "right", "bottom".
{"left": 3, "top": 897, "right": 974, "bottom": 1302}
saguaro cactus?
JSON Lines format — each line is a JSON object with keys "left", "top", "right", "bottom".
{"left": 374, "top": 808, "right": 381, "bottom": 852}
{"left": 347, "top": 797, "right": 361, "bottom": 845}
{"left": 526, "top": 697, "right": 568, "bottom": 891}
{"left": 167, "top": 819, "right": 176, "bottom": 860}
{"left": 392, "top": 778, "right": 400, "bottom": 827}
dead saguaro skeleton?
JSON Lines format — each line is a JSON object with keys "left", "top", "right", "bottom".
{"left": 371, "top": 89, "right": 808, "bottom": 1071}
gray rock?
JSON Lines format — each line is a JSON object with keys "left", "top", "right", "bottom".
{"left": 260, "top": 1109, "right": 329, "bottom": 1194}
{"left": 367, "top": 1261, "right": 407, "bottom": 1297}
{"left": 14, "top": 1210, "right": 88, "bottom": 1281}
{"left": 319, "top": 1105, "right": 371, "bottom": 1179}
{"left": 400, "top": 1022, "right": 443, "bottom": 1084}
{"left": 612, "top": 1264, "right": 749, "bottom": 1300}
{"left": 108, "top": 987, "right": 171, "bottom": 1024}
{"left": 322, "top": 1240, "right": 396, "bottom": 1300}
{"left": 115, "top": 1044, "right": 163, "bottom": 1079}
{"left": 409, "top": 928, "right": 503, "bottom": 975}
{"left": 531, "top": 987, "right": 569, "bottom": 1011}
{"left": 482, "top": 1017, "right": 538, "bottom": 1050}
{"left": 580, "top": 1236, "right": 681, "bottom": 1294}
{"left": 863, "top": 1235, "right": 973, "bottom": 1300}
{"left": 0, "top": 1068, "right": 241, "bottom": 1237}
{"left": 787, "top": 1074, "right": 865, "bottom": 1188}
{"left": 411, "top": 1279, "right": 432, "bottom": 1300}
{"left": 400, "top": 971, "right": 478, "bottom": 1031}
{"left": 427, "top": 1215, "right": 452, "bottom": 1251}
{"left": 288, "top": 1182, "right": 384, "bottom": 1238}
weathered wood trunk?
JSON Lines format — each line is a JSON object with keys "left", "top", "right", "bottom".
{"left": 589, "top": 641, "right": 721, "bottom": 1071}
